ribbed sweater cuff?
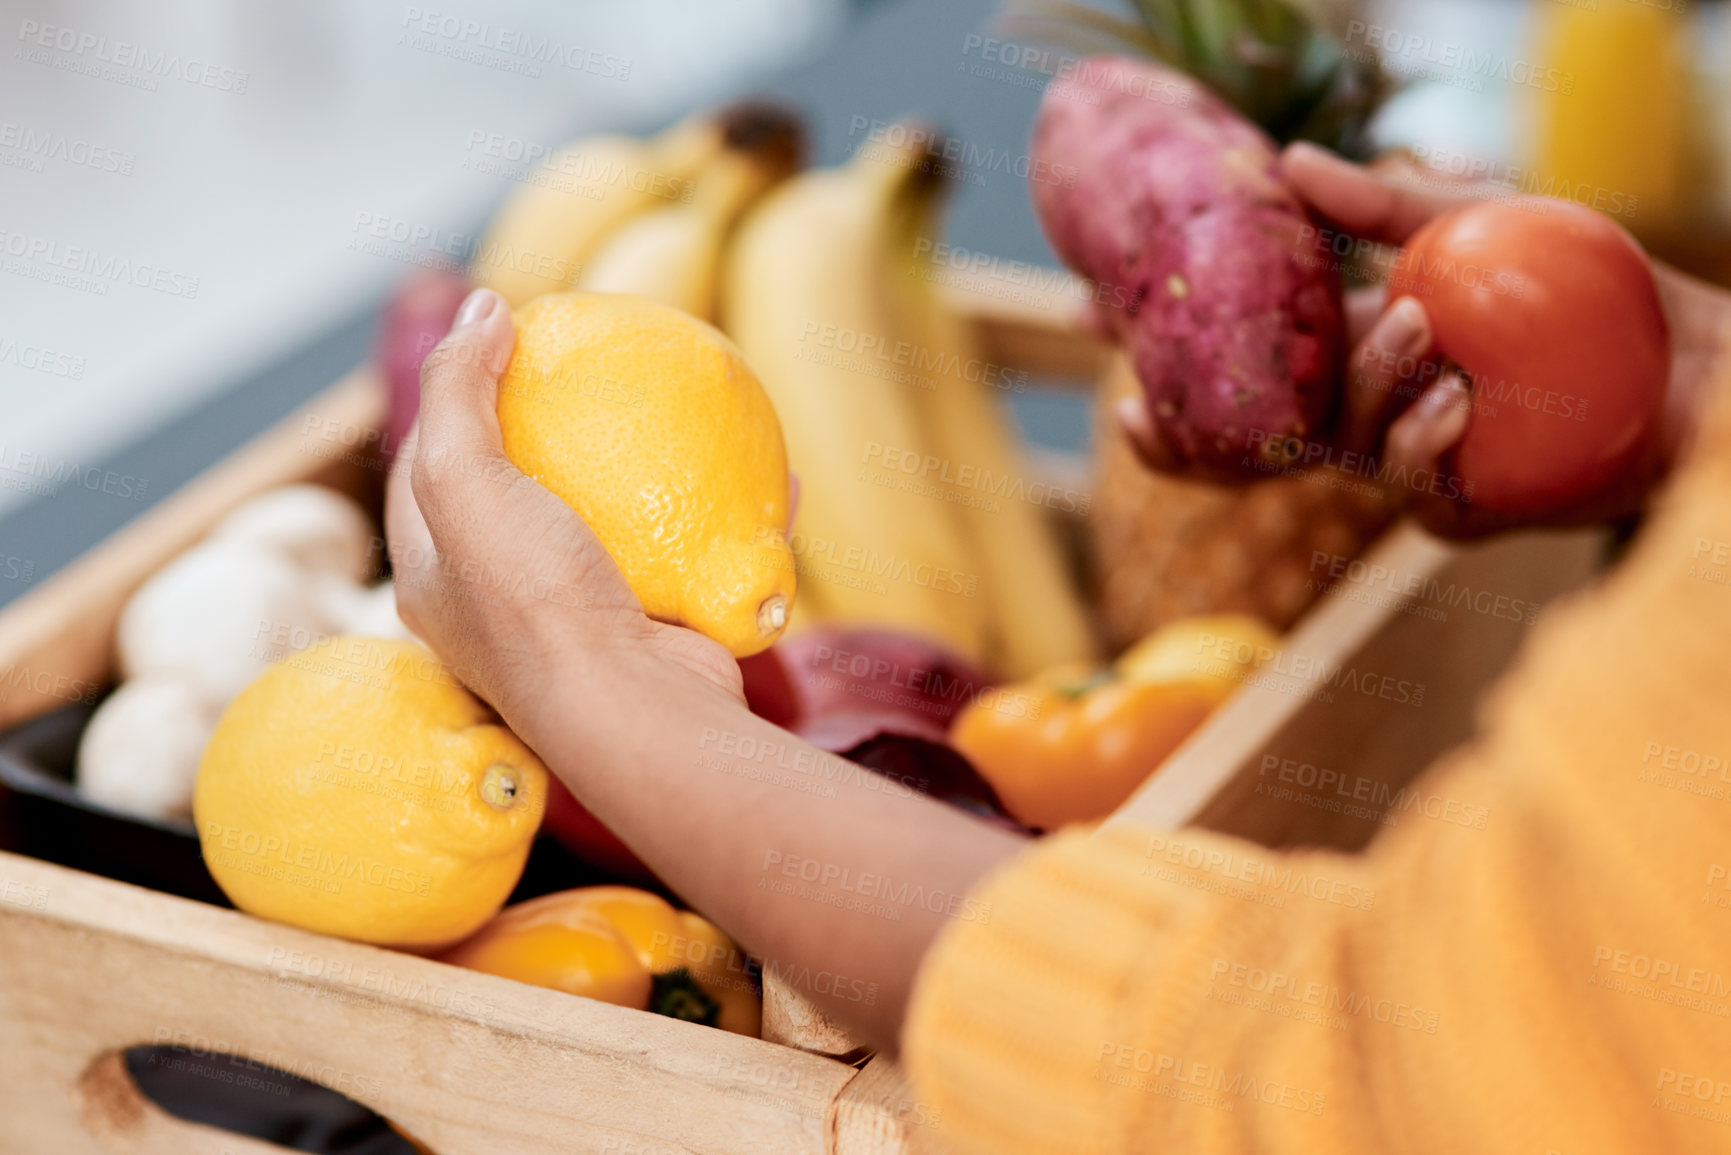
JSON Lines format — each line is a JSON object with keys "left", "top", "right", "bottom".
{"left": 902, "top": 823, "right": 1246, "bottom": 1155}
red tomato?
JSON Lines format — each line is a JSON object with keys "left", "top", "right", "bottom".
{"left": 1395, "top": 201, "right": 1669, "bottom": 518}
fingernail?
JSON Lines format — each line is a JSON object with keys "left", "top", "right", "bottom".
{"left": 1387, "top": 379, "right": 1468, "bottom": 475}
{"left": 454, "top": 287, "right": 499, "bottom": 328}
{"left": 1284, "top": 140, "right": 1350, "bottom": 172}
{"left": 1413, "top": 374, "right": 1472, "bottom": 441}
{"left": 1369, "top": 297, "right": 1430, "bottom": 358}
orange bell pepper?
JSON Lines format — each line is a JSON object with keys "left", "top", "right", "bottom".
{"left": 438, "top": 886, "right": 761, "bottom": 1036}
{"left": 952, "top": 615, "right": 1279, "bottom": 830}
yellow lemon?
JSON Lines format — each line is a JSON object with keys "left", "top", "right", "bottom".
{"left": 193, "top": 636, "right": 548, "bottom": 951}
{"left": 497, "top": 291, "right": 794, "bottom": 657}
{"left": 1115, "top": 613, "right": 1281, "bottom": 701}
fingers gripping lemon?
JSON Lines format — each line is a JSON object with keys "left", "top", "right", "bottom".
{"left": 497, "top": 292, "right": 795, "bottom": 656}
{"left": 194, "top": 637, "right": 548, "bottom": 951}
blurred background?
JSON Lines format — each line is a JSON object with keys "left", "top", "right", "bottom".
{"left": 2, "top": 0, "right": 1730, "bottom": 601}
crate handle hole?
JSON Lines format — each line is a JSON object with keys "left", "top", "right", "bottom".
{"left": 78, "top": 1047, "right": 435, "bottom": 1154}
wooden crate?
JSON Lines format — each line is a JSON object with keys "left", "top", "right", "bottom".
{"left": 0, "top": 291, "right": 1605, "bottom": 1153}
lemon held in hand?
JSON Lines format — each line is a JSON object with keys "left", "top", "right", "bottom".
{"left": 496, "top": 291, "right": 795, "bottom": 657}
{"left": 193, "top": 636, "right": 548, "bottom": 951}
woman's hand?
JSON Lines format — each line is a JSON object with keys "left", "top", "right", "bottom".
{"left": 385, "top": 287, "right": 1026, "bottom": 1050}
{"left": 1118, "top": 142, "right": 1731, "bottom": 538}
{"left": 385, "top": 288, "right": 744, "bottom": 726}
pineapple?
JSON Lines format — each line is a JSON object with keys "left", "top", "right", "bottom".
{"left": 1090, "top": 356, "right": 1398, "bottom": 648}
{"left": 999, "top": 0, "right": 1390, "bottom": 157}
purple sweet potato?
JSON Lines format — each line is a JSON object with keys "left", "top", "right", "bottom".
{"left": 1031, "top": 56, "right": 1344, "bottom": 473}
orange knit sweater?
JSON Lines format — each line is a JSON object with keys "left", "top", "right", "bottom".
{"left": 904, "top": 376, "right": 1731, "bottom": 1153}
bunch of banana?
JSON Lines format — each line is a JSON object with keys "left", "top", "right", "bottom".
{"left": 474, "top": 105, "right": 1095, "bottom": 677}
{"left": 474, "top": 104, "right": 802, "bottom": 316}
{"left": 580, "top": 108, "right": 802, "bottom": 321}
{"left": 724, "top": 130, "right": 1096, "bottom": 675}
{"left": 887, "top": 172, "right": 1097, "bottom": 677}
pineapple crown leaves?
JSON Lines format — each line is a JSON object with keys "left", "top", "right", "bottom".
{"left": 998, "top": 0, "right": 1391, "bottom": 159}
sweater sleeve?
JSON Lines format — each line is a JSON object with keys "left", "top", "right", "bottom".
{"left": 904, "top": 393, "right": 1731, "bottom": 1154}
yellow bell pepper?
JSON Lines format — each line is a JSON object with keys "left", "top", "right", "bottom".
{"left": 1115, "top": 613, "right": 1280, "bottom": 689}
{"left": 438, "top": 886, "right": 761, "bottom": 1036}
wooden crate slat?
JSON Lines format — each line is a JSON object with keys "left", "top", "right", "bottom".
{"left": 943, "top": 268, "right": 1110, "bottom": 385}
{"left": 0, "top": 850, "right": 855, "bottom": 1154}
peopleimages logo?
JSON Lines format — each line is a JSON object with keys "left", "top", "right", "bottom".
{"left": 16, "top": 19, "right": 250, "bottom": 93}
{"left": 1343, "top": 21, "right": 1574, "bottom": 95}
{"left": 1309, "top": 550, "right": 1539, "bottom": 626}
{"left": 398, "top": 8, "right": 631, "bottom": 81}
{"left": 1192, "top": 630, "right": 1426, "bottom": 709}
{"left": 0, "top": 336, "right": 85, "bottom": 380}
{"left": 1093, "top": 1044, "right": 1327, "bottom": 1115}
{"left": 1206, "top": 958, "right": 1441, "bottom": 1033}
{"left": 910, "top": 237, "right": 1137, "bottom": 314}
{"left": 460, "top": 130, "right": 694, "bottom": 202}
{"left": 796, "top": 319, "right": 1029, "bottom": 393}
{"left": 0, "top": 229, "right": 200, "bottom": 299}
{"left": 861, "top": 442, "right": 1089, "bottom": 516}
{"left": 753, "top": 525, "right": 980, "bottom": 600}
{"left": 847, "top": 118, "right": 1079, "bottom": 189}
{"left": 1257, "top": 755, "right": 1489, "bottom": 830}
{"left": 958, "top": 34, "right": 1193, "bottom": 108}
{"left": 1246, "top": 428, "right": 1473, "bottom": 506}
{"left": 0, "top": 121, "right": 135, "bottom": 175}
{"left": 0, "top": 443, "right": 149, "bottom": 502}
{"left": 1140, "top": 834, "right": 1377, "bottom": 910}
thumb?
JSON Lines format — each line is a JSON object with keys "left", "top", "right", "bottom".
{"left": 1280, "top": 142, "right": 1468, "bottom": 247}
{"left": 410, "top": 287, "right": 522, "bottom": 546}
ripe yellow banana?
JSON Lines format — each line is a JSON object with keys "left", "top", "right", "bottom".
{"left": 723, "top": 138, "right": 989, "bottom": 663}
{"left": 580, "top": 108, "right": 803, "bottom": 322}
{"left": 472, "top": 112, "right": 726, "bottom": 307}
{"left": 888, "top": 193, "right": 1098, "bottom": 678}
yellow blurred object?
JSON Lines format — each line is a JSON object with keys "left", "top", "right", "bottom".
{"left": 442, "top": 887, "right": 761, "bottom": 1035}
{"left": 497, "top": 291, "right": 795, "bottom": 657}
{"left": 194, "top": 637, "right": 549, "bottom": 951}
{"left": 724, "top": 135, "right": 991, "bottom": 664}
{"left": 438, "top": 900, "right": 652, "bottom": 1010}
{"left": 891, "top": 187, "right": 1098, "bottom": 679}
{"left": 1526, "top": 0, "right": 1695, "bottom": 237}
{"left": 578, "top": 109, "right": 802, "bottom": 322}
{"left": 472, "top": 113, "right": 727, "bottom": 307}
{"left": 1115, "top": 613, "right": 1281, "bottom": 699}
